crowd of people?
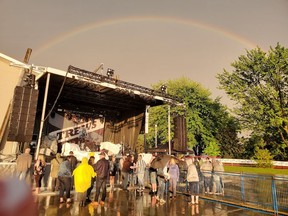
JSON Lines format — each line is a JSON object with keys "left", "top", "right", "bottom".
{"left": 15, "top": 147, "right": 225, "bottom": 208}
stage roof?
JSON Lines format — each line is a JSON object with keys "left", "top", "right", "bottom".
{"left": 36, "top": 65, "right": 182, "bottom": 121}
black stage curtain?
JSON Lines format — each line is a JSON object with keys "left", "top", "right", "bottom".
{"left": 104, "top": 112, "right": 144, "bottom": 151}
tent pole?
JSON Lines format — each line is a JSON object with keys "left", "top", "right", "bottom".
{"left": 35, "top": 72, "right": 50, "bottom": 160}
{"left": 168, "top": 105, "right": 171, "bottom": 155}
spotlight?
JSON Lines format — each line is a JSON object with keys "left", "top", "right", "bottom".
{"left": 107, "top": 68, "right": 114, "bottom": 77}
{"left": 160, "top": 85, "right": 167, "bottom": 93}
{"left": 65, "top": 113, "right": 72, "bottom": 120}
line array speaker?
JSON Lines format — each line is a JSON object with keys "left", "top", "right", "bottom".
{"left": 7, "top": 86, "right": 39, "bottom": 142}
{"left": 173, "top": 116, "right": 187, "bottom": 152}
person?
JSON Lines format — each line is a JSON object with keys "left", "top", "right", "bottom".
{"left": 121, "top": 155, "right": 133, "bottom": 191}
{"left": 168, "top": 158, "right": 180, "bottom": 199}
{"left": 58, "top": 156, "right": 72, "bottom": 203}
{"left": 91, "top": 152, "right": 110, "bottom": 207}
{"left": 129, "top": 154, "right": 136, "bottom": 187}
{"left": 200, "top": 157, "right": 213, "bottom": 194}
{"left": 33, "top": 154, "right": 46, "bottom": 194}
{"left": 16, "top": 147, "right": 32, "bottom": 182}
{"left": 186, "top": 157, "right": 200, "bottom": 204}
{"left": 149, "top": 154, "right": 157, "bottom": 195}
{"left": 50, "top": 153, "right": 63, "bottom": 192}
{"left": 73, "top": 157, "right": 96, "bottom": 207}
{"left": 0, "top": 177, "right": 38, "bottom": 216}
{"left": 156, "top": 163, "right": 169, "bottom": 205}
{"left": 109, "top": 156, "right": 117, "bottom": 191}
{"left": 196, "top": 157, "right": 204, "bottom": 193}
{"left": 69, "top": 151, "right": 78, "bottom": 190}
{"left": 135, "top": 154, "right": 146, "bottom": 192}
{"left": 118, "top": 155, "right": 125, "bottom": 185}
{"left": 213, "top": 160, "right": 224, "bottom": 195}
{"left": 86, "top": 156, "right": 96, "bottom": 202}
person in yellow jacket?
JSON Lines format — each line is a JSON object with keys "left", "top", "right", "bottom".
{"left": 73, "top": 157, "right": 96, "bottom": 207}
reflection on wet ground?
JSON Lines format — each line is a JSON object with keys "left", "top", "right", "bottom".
{"left": 35, "top": 187, "right": 269, "bottom": 216}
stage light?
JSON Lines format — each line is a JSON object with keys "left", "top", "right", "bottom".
{"left": 23, "top": 73, "right": 35, "bottom": 88}
{"left": 107, "top": 68, "right": 114, "bottom": 77}
{"left": 161, "top": 85, "right": 167, "bottom": 93}
{"left": 65, "top": 113, "right": 72, "bottom": 120}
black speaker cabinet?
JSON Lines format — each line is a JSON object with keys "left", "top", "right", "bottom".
{"left": 173, "top": 116, "right": 187, "bottom": 152}
{"left": 7, "top": 86, "right": 39, "bottom": 142}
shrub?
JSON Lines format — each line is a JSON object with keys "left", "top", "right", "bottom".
{"left": 252, "top": 147, "right": 273, "bottom": 168}
{"left": 203, "top": 140, "right": 221, "bottom": 157}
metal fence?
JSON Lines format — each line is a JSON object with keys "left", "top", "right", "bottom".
{"left": 175, "top": 170, "right": 288, "bottom": 215}
{"left": 1, "top": 162, "right": 287, "bottom": 215}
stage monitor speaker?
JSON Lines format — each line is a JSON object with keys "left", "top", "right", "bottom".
{"left": 173, "top": 116, "right": 187, "bottom": 152}
{"left": 7, "top": 86, "right": 39, "bottom": 142}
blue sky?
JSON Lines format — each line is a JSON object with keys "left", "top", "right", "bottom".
{"left": 1, "top": 0, "right": 288, "bottom": 107}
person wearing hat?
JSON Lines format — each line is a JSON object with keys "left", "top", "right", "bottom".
{"left": 50, "top": 153, "right": 63, "bottom": 192}
{"left": 91, "top": 151, "right": 110, "bottom": 207}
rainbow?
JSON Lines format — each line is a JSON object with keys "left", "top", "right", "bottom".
{"left": 33, "top": 16, "right": 256, "bottom": 57}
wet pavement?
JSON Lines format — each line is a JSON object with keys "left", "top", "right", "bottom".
{"left": 35, "top": 186, "right": 269, "bottom": 216}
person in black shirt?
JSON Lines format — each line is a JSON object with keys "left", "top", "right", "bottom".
{"left": 91, "top": 152, "right": 109, "bottom": 207}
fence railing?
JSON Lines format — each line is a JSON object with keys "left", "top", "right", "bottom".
{"left": 1, "top": 163, "right": 287, "bottom": 215}
{"left": 175, "top": 170, "right": 288, "bottom": 215}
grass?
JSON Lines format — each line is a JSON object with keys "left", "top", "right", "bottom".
{"left": 224, "top": 165, "right": 288, "bottom": 176}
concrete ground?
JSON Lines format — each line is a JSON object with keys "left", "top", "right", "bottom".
{"left": 34, "top": 186, "right": 268, "bottom": 216}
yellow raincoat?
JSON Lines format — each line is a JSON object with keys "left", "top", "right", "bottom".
{"left": 73, "top": 157, "right": 96, "bottom": 193}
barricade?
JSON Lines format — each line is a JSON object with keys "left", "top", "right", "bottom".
{"left": 1, "top": 162, "right": 287, "bottom": 215}
{"left": 175, "top": 170, "right": 288, "bottom": 215}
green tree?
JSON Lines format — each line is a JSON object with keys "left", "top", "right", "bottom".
{"left": 217, "top": 43, "right": 288, "bottom": 160}
{"left": 203, "top": 140, "right": 221, "bottom": 157}
{"left": 146, "top": 77, "right": 240, "bottom": 157}
{"left": 252, "top": 139, "right": 274, "bottom": 168}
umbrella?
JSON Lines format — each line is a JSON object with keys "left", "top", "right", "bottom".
{"left": 150, "top": 154, "right": 179, "bottom": 169}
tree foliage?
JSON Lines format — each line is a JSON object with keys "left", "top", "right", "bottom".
{"left": 252, "top": 139, "right": 274, "bottom": 168}
{"left": 203, "top": 140, "right": 221, "bottom": 157}
{"left": 145, "top": 77, "right": 241, "bottom": 158}
{"left": 217, "top": 43, "right": 288, "bottom": 160}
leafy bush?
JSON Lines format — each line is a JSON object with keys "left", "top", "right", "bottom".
{"left": 252, "top": 147, "right": 273, "bottom": 168}
{"left": 203, "top": 140, "right": 221, "bottom": 157}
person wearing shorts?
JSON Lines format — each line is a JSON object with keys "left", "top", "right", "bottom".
{"left": 186, "top": 157, "right": 199, "bottom": 204}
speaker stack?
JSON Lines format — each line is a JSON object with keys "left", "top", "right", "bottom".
{"left": 7, "top": 86, "right": 39, "bottom": 142}
{"left": 173, "top": 116, "right": 187, "bottom": 152}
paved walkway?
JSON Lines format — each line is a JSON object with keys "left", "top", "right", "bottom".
{"left": 35, "top": 186, "right": 268, "bottom": 216}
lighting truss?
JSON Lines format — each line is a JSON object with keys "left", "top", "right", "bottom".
{"left": 67, "top": 65, "right": 182, "bottom": 104}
